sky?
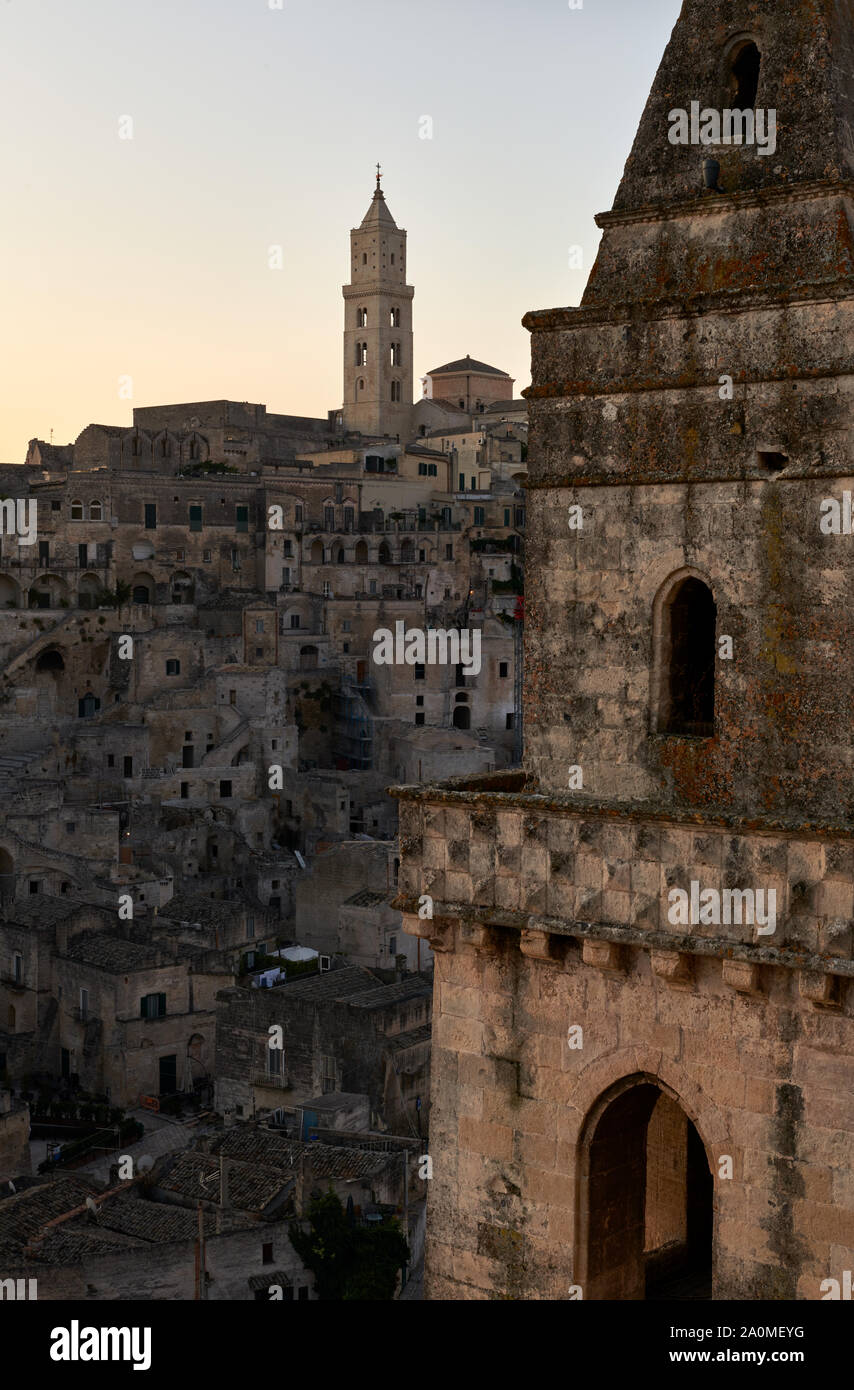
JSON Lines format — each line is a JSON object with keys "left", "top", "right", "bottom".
{"left": 0, "top": 0, "right": 680, "bottom": 463}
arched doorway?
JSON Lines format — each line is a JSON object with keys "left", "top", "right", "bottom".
{"left": 580, "top": 1077, "right": 713, "bottom": 1300}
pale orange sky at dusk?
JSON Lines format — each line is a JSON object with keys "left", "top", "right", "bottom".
{"left": 0, "top": 0, "right": 678, "bottom": 464}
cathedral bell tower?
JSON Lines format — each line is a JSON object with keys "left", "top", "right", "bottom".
{"left": 342, "top": 169, "right": 415, "bottom": 440}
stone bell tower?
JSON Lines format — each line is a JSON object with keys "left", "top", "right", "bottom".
{"left": 342, "top": 169, "right": 415, "bottom": 441}
{"left": 394, "top": 0, "right": 854, "bottom": 1301}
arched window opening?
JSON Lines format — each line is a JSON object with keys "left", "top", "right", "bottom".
{"left": 452, "top": 705, "right": 471, "bottom": 730}
{"left": 299, "top": 645, "right": 319, "bottom": 671}
{"left": 454, "top": 691, "right": 468, "bottom": 703}
{"left": 355, "top": 539, "right": 368, "bottom": 564}
{"left": 89, "top": 500, "right": 102, "bottom": 521}
{"left": 391, "top": 381, "right": 401, "bottom": 402}
{"left": 378, "top": 541, "right": 391, "bottom": 565}
{"left": 658, "top": 575, "right": 716, "bottom": 737}
{"left": 36, "top": 649, "right": 64, "bottom": 673}
{"left": 390, "top": 308, "right": 400, "bottom": 328}
{"left": 730, "top": 40, "right": 760, "bottom": 109}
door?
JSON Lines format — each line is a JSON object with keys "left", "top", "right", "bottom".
{"left": 159, "top": 1054, "right": 177, "bottom": 1095}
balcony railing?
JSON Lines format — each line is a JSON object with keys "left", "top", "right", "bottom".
{"left": 252, "top": 1070, "right": 290, "bottom": 1089}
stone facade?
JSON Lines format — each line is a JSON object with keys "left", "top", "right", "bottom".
{"left": 395, "top": 0, "right": 854, "bottom": 1300}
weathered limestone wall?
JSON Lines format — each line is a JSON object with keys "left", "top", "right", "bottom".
{"left": 406, "top": 906, "right": 854, "bottom": 1301}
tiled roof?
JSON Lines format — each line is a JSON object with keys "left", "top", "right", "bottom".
{"left": 33, "top": 1225, "right": 148, "bottom": 1265}
{"left": 0, "top": 1176, "right": 101, "bottom": 1249}
{"left": 275, "top": 965, "right": 379, "bottom": 1001}
{"left": 428, "top": 356, "right": 511, "bottom": 378}
{"left": 345, "top": 977, "right": 432, "bottom": 1010}
{"left": 385, "top": 1023, "right": 433, "bottom": 1053}
{"left": 158, "top": 1151, "right": 292, "bottom": 1213}
{"left": 210, "top": 1128, "right": 392, "bottom": 1180}
{"left": 93, "top": 1195, "right": 249, "bottom": 1243}
{"left": 342, "top": 889, "right": 391, "bottom": 908}
{"left": 63, "top": 934, "right": 160, "bottom": 972}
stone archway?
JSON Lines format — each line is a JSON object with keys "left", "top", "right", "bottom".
{"left": 578, "top": 1072, "right": 714, "bottom": 1300}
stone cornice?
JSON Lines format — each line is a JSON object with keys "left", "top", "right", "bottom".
{"left": 593, "top": 178, "right": 854, "bottom": 231}
{"left": 388, "top": 778, "right": 854, "bottom": 840}
{"left": 522, "top": 282, "right": 854, "bottom": 341}
{"left": 395, "top": 895, "right": 854, "bottom": 981}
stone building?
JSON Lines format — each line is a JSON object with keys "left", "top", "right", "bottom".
{"left": 395, "top": 1, "right": 854, "bottom": 1300}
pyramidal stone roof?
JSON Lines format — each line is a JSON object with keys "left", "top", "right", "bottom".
{"left": 359, "top": 186, "right": 399, "bottom": 230}
{"left": 613, "top": 0, "right": 854, "bottom": 212}
{"left": 428, "top": 355, "right": 511, "bottom": 378}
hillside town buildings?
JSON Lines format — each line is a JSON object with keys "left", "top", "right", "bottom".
{"left": 0, "top": 174, "right": 526, "bottom": 1300}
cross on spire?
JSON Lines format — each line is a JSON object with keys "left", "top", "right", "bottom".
{"left": 375, "top": 162, "right": 382, "bottom": 191}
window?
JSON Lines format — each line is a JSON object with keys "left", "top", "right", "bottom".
{"left": 499, "top": 662, "right": 509, "bottom": 678}
{"left": 283, "top": 540, "right": 293, "bottom": 557}
{"left": 107, "top": 754, "right": 115, "bottom": 768}
{"left": 39, "top": 540, "right": 49, "bottom": 564}
{"left": 344, "top": 507, "right": 354, "bottom": 531}
{"left": 189, "top": 505, "right": 203, "bottom": 532}
{"left": 415, "top": 713, "right": 425, "bottom": 726}
{"left": 255, "top": 619, "right": 265, "bottom": 634}
{"left": 389, "top": 936, "right": 397, "bottom": 956}
{"left": 12, "top": 953, "right": 22, "bottom": 984}
{"left": 166, "top": 659, "right": 180, "bottom": 675}
{"left": 342, "top": 620, "right": 351, "bottom": 632}
{"left": 391, "top": 381, "right": 401, "bottom": 402}
{"left": 295, "top": 506, "right": 303, "bottom": 524}
{"left": 203, "top": 549, "right": 212, "bottom": 562}
{"left": 71, "top": 500, "right": 84, "bottom": 521}
{"left": 262, "top": 1243, "right": 274, "bottom": 1265}
{"left": 415, "top": 696, "right": 424, "bottom": 707}
{"left": 220, "top": 780, "right": 232, "bottom": 798}
{"left": 505, "top": 713, "right": 515, "bottom": 730}
{"left": 459, "top": 473, "right": 465, "bottom": 491}
{"left": 391, "top": 343, "right": 401, "bottom": 366}
{"left": 324, "top": 506, "right": 335, "bottom": 530}
{"left": 180, "top": 782, "right": 189, "bottom": 799}
{"left": 89, "top": 501, "right": 102, "bottom": 521}
{"left": 445, "top": 544, "right": 453, "bottom": 561}
{"left": 247, "top": 916, "right": 255, "bottom": 938}
{"left": 79, "top": 988, "right": 89, "bottom": 1021}
{"left": 504, "top": 509, "right": 511, "bottom": 527}
{"left": 229, "top": 689, "right": 237, "bottom": 705}
{"left": 657, "top": 574, "right": 717, "bottom": 737}
{"left": 290, "top": 614, "right": 300, "bottom": 629}
{"left": 730, "top": 40, "right": 761, "bottom": 109}
{"left": 66, "top": 822, "right": 76, "bottom": 835}
{"left": 140, "top": 993, "right": 166, "bottom": 1019}
{"left": 51, "top": 500, "right": 61, "bottom": 512}
{"left": 515, "top": 507, "right": 526, "bottom": 528}
{"left": 390, "top": 307, "right": 400, "bottom": 327}
{"left": 236, "top": 505, "right": 249, "bottom": 533}
{"left": 123, "top": 756, "right": 133, "bottom": 777}
{"left": 175, "top": 549, "right": 185, "bottom": 563}
{"left": 474, "top": 507, "right": 485, "bottom": 526}
{"left": 414, "top": 664, "right": 425, "bottom": 681}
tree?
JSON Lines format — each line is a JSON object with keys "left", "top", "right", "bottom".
{"left": 289, "top": 1189, "right": 409, "bottom": 1300}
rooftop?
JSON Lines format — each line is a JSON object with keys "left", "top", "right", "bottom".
{"left": 427, "top": 356, "right": 511, "bottom": 378}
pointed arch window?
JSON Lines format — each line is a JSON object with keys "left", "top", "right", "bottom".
{"left": 88, "top": 500, "right": 102, "bottom": 521}
{"left": 390, "top": 308, "right": 400, "bottom": 327}
{"left": 357, "top": 308, "right": 368, "bottom": 328}
{"left": 729, "top": 40, "right": 761, "bottom": 109}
